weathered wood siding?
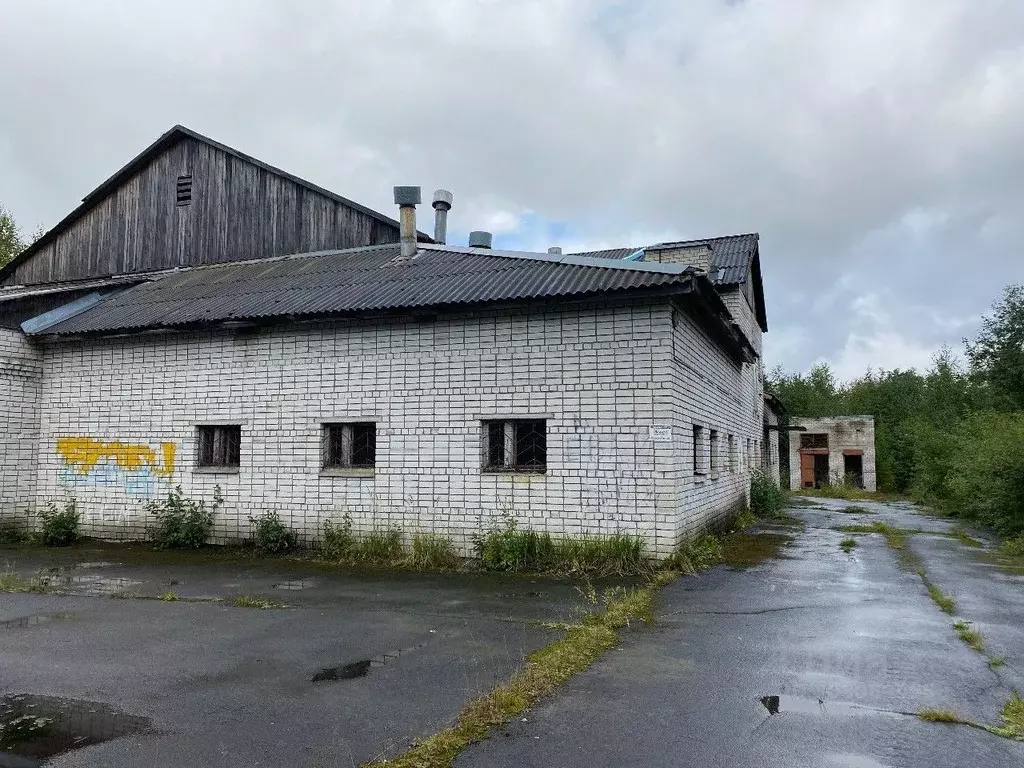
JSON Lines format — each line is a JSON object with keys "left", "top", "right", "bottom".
{"left": 5, "top": 138, "right": 400, "bottom": 286}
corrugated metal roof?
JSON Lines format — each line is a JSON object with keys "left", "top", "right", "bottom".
{"left": 37, "top": 244, "right": 696, "bottom": 336}
{"left": 569, "top": 233, "right": 759, "bottom": 286}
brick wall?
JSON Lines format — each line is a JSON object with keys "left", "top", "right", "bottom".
{"left": 787, "top": 416, "right": 877, "bottom": 491}
{"left": 0, "top": 328, "right": 43, "bottom": 526}
{"left": 28, "top": 295, "right": 764, "bottom": 556}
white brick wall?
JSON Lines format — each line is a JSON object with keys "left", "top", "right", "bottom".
{"left": 0, "top": 328, "right": 43, "bottom": 526}
{"left": 16, "top": 293, "right": 765, "bottom": 557}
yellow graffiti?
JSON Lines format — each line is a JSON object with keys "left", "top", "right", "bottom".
{"left": 56, "top": 437, "right": 176, "bottom": 478}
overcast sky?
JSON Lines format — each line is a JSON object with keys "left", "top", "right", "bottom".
{"left": 2, "top": 0, "right": 1022, "bottom": 379}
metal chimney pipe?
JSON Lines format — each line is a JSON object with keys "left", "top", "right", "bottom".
{"left": 468, "top": 231, "right": 492, "bottom": 249}
{"left": 547, "top": 247, "right": 563, "bottom": 255}
{"left": 432, "top": 189, "right": 453, "bottom": 245}
{"left": 393, "top": 186, "right": 421, "bottom": 258}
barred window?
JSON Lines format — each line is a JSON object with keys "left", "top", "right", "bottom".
{"left": 709, "top": 429, "right": 720, "bottom": 475}
{"left": 197, "top": 425, "right": 240, "bottom": 468}
{"left": 323, "top": 423, "right": 376, "bottom": 469}
{"left": 800, "top": 433, "right": 828, "bottom": 450}
{"left": 482, "top": 419, "right": 546, "bottom": 473}
{"left": 693, "top": 425, "right": 706, "bottom": 476}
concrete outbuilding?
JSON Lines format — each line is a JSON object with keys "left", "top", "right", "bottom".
{"left": 788, "top": 416, "right": 876, "bottom": 491}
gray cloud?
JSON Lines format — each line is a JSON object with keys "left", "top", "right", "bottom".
{"left": 2, "top": 0, "right": 1022, "bottom": 377}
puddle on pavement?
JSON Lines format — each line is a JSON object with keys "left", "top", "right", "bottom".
{"left": 0, "top": 614, "right": 74, "bottom": 630}
{"left": 759, "top": 695, "right": 882, "bottom": 717}
{"left": 311, "top": 660, "right": 371, "bottom": 682}
{"left": 722, "top": 533, "right": 794, "bottom": 570}
{"left": 272, "top": 579, "right": 318, "bottom": 591}
{"left": 0, "top": 694, "right": 150, "bottom": 765}
{"left": 37, "top": 569, "right": 143, "bottom": 597}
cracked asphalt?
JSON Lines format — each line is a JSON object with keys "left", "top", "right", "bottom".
{"left": 3, "top": 498, "right": 1023, "bottom": 767}
{"left": 457, "top": 498, "right": 1024, "bottom": 768}
{"left": 0, "top": 553, "right": 578, "bottom": 767}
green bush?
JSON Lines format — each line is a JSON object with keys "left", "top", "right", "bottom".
{"left": 0, "top": 522, "right": 27, "bottom": 546}
{"left": 410, "top": 533, "right": 460, "bottom": 569}
{"left": 750, "top": 471, "right": 786, "bottom": 518}
{"left": 249, "top": 511, "right": 297, "bottom": 554}
{"left": 146, "top": 485, "right": 221, "bottom": 550}
{"left": 321, "top": 514, "right": 356, "bottom": 559}
{"left": 945, "top": 413, "right": 1024, "bottom": 537}
{"left": 38, "top": 498, "right": 80, "bottom": 546}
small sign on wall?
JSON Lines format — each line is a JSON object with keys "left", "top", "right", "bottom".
{"left": 649, "top": 426, "right": 673, "bottom": 442}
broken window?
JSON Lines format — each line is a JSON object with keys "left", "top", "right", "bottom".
{"left": 709, "top": 429, "right": 720, "bottom": 475}
{"left": 482, "top": 420, "right": 546, "bottom": 473}
{"left": 323, "top": 423, "right": 376, "bottom": 469}
{"left": 693, "top": 425, "right": 706, "bottom": 476}
{"left": 800, "top": 433, "right": 828, "bottom": 450}
{"left": 197, "top": 425, "right": 240, "bottom": 468}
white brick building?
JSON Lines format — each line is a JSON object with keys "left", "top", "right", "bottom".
{"left": 0, "top": 129, "right": 770, "bottom": 558}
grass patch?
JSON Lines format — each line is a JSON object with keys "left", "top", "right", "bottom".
{"left": 998, "top": 692, "right": 1024, "bottom": 737}
{"left": 841, "top": 505, "right": 875, "bottom": 515}
{"left": 232, "top": 595, "right": 285, "bottom": 609}
{"left": 366, "top": 578, "right": 663, "bottom": 768}
{"left": 919, "top": 707, "right": 970, "bottom": 724}
{"left": 0, "top": 570, "right": 47, "bottom": 594}
{"left": 410, "top": 533, "right": 460, "bottom": 570}
{"left": 158, "top": 590, "right": 178, "bottom": 602}
{"left": 918, "top": 694, "right": 1024, "bottom": 741}
{"left": 1001, "top": 536, "right": 1024, "bottom": 557}
{"left": 988, "top": 656, "right": 1006, "bottom": 669}
{"left": 926, "top": 583, "right": 956, "bottom": 614}
{"left": 953, "top": 620, "right": 985, "bottom": 652}
{"left": 796, "top": 485, "right": 898, "bottom": 502}
{"left": 474, "top": 518, "right": 647, "bottom": 577}
{"left": 0, "top": 524, "right": 28, "bottom": 547}
{"left": 840, "top": 536, "right": 858, "bottom": 553}
{"left": 949, "top": 528, "right": 984, "bottom": 548}
{"left": 665, "top": 534, "right": 723, "bottom": 574}
{"left": 750, "top": 471, "right": 787, "bottom": 518}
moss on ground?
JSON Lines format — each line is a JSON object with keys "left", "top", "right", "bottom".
{"left": 720, "top": 533, "right": 794, "bottom": 570}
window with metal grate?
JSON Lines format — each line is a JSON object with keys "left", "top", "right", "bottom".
{"left": 323, "top": 423, "right": 376, "bottom": 469}
{"left": 197, "top": 425, "right": 240, "bottom": 468}
{"left": 482, "top": 419, "right": 546, "bottom": 473}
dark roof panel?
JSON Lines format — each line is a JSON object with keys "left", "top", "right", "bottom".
{"left": 569, "top": 233, "right": 759, "bottom": 286}
{"left": 37, "top": 245, "right": 696, "bottom": 336}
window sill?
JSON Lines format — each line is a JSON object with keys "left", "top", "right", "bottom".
{"left": 320, "top": 468, "right": 375, "bottom": 479}
{"left": 193, "top": 467, "right": 240, "bottom": 475}
{"left": 482, "top": 470, "right": 547, "bottom": 477}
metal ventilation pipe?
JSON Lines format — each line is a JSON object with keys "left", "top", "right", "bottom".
{"left": 468, "top": 231, "right": 492, "bottom": 249}
{"left": 393, "top": 186, "right": 421, "bottom": 258}
{"left": 547, "top": 247, "right": 562, "bottom": 255}
{"left": 432, "top": 189, "right": 453, "bottom": 245}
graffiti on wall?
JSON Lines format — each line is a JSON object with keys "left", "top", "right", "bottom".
{"left": 56, "top": 437, "right": 177, "bottom": 497}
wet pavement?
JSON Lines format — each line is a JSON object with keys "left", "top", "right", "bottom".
{"left": 3, "top": 501, "right": 1023, "bottom": 766}
{"left": 0, "top": 551, "right": 578, "bottom": 766}
{"left": 457, "top": 498, "right": 1024, "bottom": 767}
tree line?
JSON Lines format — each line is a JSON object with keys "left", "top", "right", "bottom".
{"left": 769, "top": 284, "right": 1024, "bottom": 541}
{"left": 0, "top": 204, "right": 41, "bottom": 269}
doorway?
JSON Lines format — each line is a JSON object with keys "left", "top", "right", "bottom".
{"left": 800, "top": 452, "right": 830, "bottom": 488}
{"left": 844, "top": 453, "right": 864, "bottom": 489}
